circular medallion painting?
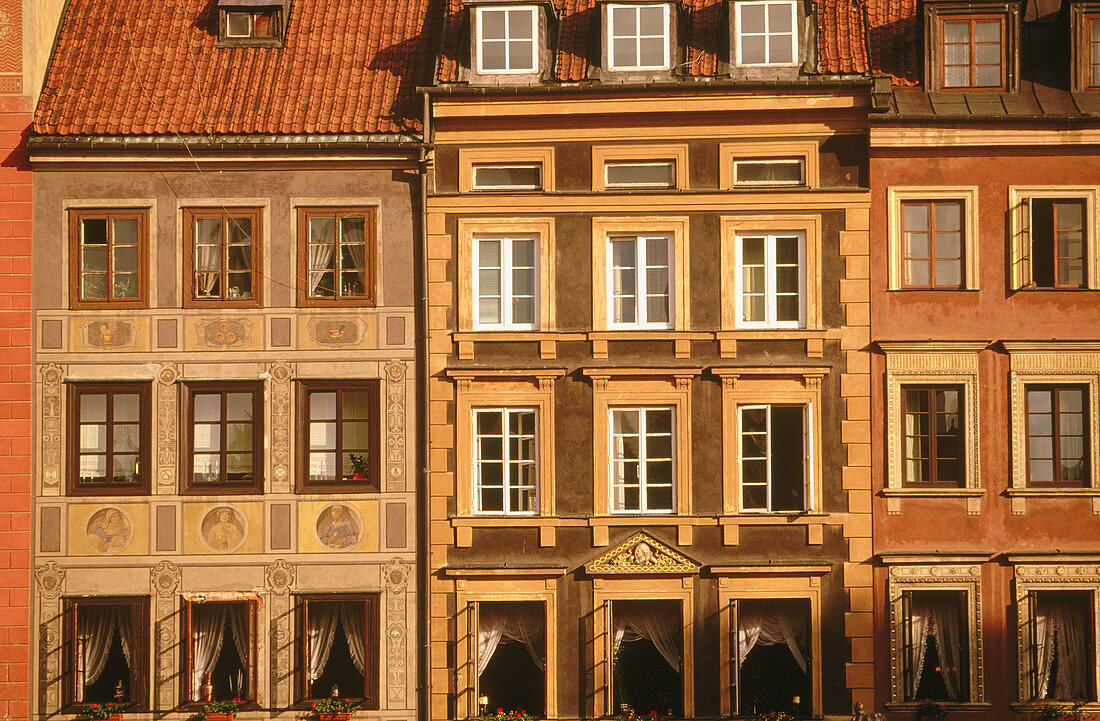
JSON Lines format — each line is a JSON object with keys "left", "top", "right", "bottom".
{"left": 85, "top": 507, "right": 132, "bottom": 555}
{"left": 200, "top": 505, "right": 247, "bottom": 553}
{"left": 315, "top": 503, "right": 361, "bottom": 550}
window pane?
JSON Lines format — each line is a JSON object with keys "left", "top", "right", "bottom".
{"left": 975, "top": 64, "right": 1001, "bottom": 87}
{"left": 639, "top": 37, "right": 665, "bottom": 67}
{"left": 481, "top": 9, "right": 506, "bottom": 40}
{"left": 509, "top": 9, "right": 534, "bottom": 38}
{"left": 226, "top": 12, "right": 250, "bottom": 36}
{"left": 734, "top": 160, "right": 804, "bottom": 185}
{"left": 935, "top": 259, "right": 962, "bottom": 287}
{"left": 944, "top": 21, "right": 970, "bottom": 44}
{"left": 944, "top": 65, "right": 968, "bottom": 88}
{"left": 473, "top": 165, "right": 541, "bottom": 189}
{"left": 605, "top": 162, "right": 676, "bottom": 188}
{"left": 638, "top": 5, "right": 664, "bottom": 34}
{"left": 113, "top": 423, "right": 140, "bottom": 453}
{"left": 226, "top": 392, "right": 253, "bottom": 421}
{"left": 226, "top": 423, "right": 252, "bottom": 452}
{"left": 768, "top": 2, "right": 792, "bottom": 32}
{"left": 193, "top": 424, "right": 220, "bottom": 453}
{"left": 905, "top": 259, "right": 931, "bottom": 286}
{"left": 741, "top": 4, "right": 765, "bottom": 33}
{"left": 81, "top": 394, "right": 107, "bottom": 423}
{"left": 769, "top": 35, "right": 793, "bottom": 63}
{"left": 193, "top": 393, "right": 221, "bottom": 422}
{"left": 80, "top": 423, "right": 106, "bottom": 453}
{"left": 481, "top": 40, "right": 507, "bottom": 70}
{"left": 975, "top": 20, "right": 1000, "bottom": 43}
{"left": 741, "top": 35, "right": 766, "bottom": 64}
{"left": 510, "top": 40, "right": 534, "bottom": 70}
{"left": 904, "top": 203, "right": 929, "bottom": 232}
{"left": 613, "top": 37, "right": 636, "bottom": 66}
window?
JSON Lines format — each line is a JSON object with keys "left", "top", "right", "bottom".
{"left": 474, "top": 408, "right": 538, "bottom": 515}
{"left": 1028, "top": 199, "right": 1086, "bottom": 289}
{"left": 939, "top": 16, "right": 1004, "bottom": 88}
{"left": 610, "top": 407, "right": 675, "bottom": 514}
{"left": 219, "top": 6, "right": 282, "bottom": 43}
{"left": 887, "top": 188, "right": 979, "bottom": 290}
{"left": 184, "top": 208, "right": 261, "bottom": 306}
{"left": 604, "top": 161, "right": 676, "bottom": 189}
{"left": 901, "top": 590, "right": 971, "bottom": 701}
{"left": 182, "top": 599, "right": 257, "bottom": 702}
{"left": 64, "top": 597, "right": 147, "bottom": 706}
{"left": 297, "top": 207, "right": 375, "bottom": 305}
{"left": 732, "top": 159, "right": 804, "bottom": 187}
{"left": 900, "top": 201, "right": 964, "bottom": 289}
{"left": 1026, "top": 590, "right": 1096, "bottom": 701}
{"left": 607, "top": 4, "right": 670, "bottom": 71}
{"left": 185, "top": 382, "right": 263, "bottom": 493}
{"left": 473, "top": 234, "right": 539, "bottom": 330}
{"left": 476, "top": 6, "right": 538, "bottom": 73}
{"left": 734, "top": 232, "right": 805, "bottom": 328}
{"left": 68, "top": 383, "right": 150, "bottom": 496}
{"left": 739, "top": 404, "right": 809, "bottom": 513}
{"left": 68, "top": 209, "right": 146, "bottom": 308}
{"left": 1089, "top": 15, "right": 1100, "bottom": 88}
{"left": 471, "top": 164, "right": 543, "bottom": 191}
{"left": 735, "top": 1, "right": 797, "bottom": 65}
{"left": 473, "top": 601, "right": 546, "bottom": 715}
{"left": 299, "top": 382, "right": 380, "bottom": 493}
{"left": 297, "top": 595, "right": 379, "bottom": 707}
{"left": 609, "top": 600, "right": 683, "bottom": 715}
{"left": 903, "top": 386, "right": 964, "bottom": 488}
{"left": 608, "top": 234, "right": 673, "bottom": 329}
{"left": 731, "top": 598, "right": 812, "bottom": 717}
{"left": 1026, "top": 385, "right": 1089, "bottom": 487}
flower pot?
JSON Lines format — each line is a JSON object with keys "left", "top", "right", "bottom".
{"left": 102, "top": 715, "right": 122, "bottom": 721}
{"left": 205, "top": 713, "right": 235, "bottom": 721}
{"left": 318, "top": 714, "right": 351, "bottom": 721}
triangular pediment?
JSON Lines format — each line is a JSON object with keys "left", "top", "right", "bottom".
{"left": 584, "top": 532, "right": 700, "bottom": 576}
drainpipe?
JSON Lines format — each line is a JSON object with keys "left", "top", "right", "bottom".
{"left": 416, "top": 89, "right": 432, "bottom": 721}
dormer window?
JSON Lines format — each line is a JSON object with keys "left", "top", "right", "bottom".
{"left": 1071, "top": 5, "right": 1100, "bottom": 91}
{"left": 217, "top": 0, "right": 287, "bottom": 46}
{"left": 924, "top": 1, "right": 1018, "bottom": 91}
{"left": 607, "top": 3, "right": 672, "bottom": 71}
{"left": 734, "top": 1, "right": 797, "bottom": 66}
{"left": 1091, "top": 15, "right": 1100, "bottom": 85}
{"left": 476, "top": 6, "right": 538, "bottom": 73}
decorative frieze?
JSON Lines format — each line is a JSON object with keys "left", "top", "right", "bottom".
{"left": 385, "top": 360, "right": 407, "bottom": 493}
{"left": 156, "top": 364, "right": 179, "bottom": 493}
{"left": 39, "top": 364, "right": 65, "bottom": 495}
{"left": 267, "top": 361, "right": 293, "bottom": 493}
{"left": 383, "top": 558, "right": 410, "bottom": 708}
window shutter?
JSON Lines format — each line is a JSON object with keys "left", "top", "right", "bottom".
{"left": 1026, "top": 590, "right": 1039, "bottom": 699}
{"left": 901, "top": 591, "right": 913, "bottom": 697}
{"left": 247, "top": 600, "right": 258, "bottom": 701}
{"left": 1014, "top": 197, "right": 1033, "bottom": 288}
{"left": 470, "top": 601, "right": 480, "bottom": 716}
{"left": 730, "top": 599, "right": 740, "bottom": 715}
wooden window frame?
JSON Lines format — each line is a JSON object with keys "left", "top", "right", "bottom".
{"left": 180, "top": 598, "right": 259, "bottom": 705}
{"left": 937, "top": 14, "right": 1006, "bottom": 90}
{"left": 900, "top": 589, "right": 972, "bottom": 701}
{"left": 605, "top": 3, "right": 672, "bottom": 71}
{"left": 218, "top": 8, "right": 282, "bottom": 46}
{"left": 63, "top": 596, "right": 149, "bottom": 709}
{"left": 473, "top": 407, "right": 540, "bottom": 516}
{"left": 902, "top": 385, "right": 966, "bottom": 488}
{"left": 1008, "top": 188, "right": 1099, "bottom": 291}
{"left": 296, "top": 206, "right": 377, "bottom": 307}
{"left": 1026, "top": 589, "right": 1097, "bottom": 702}
{"left": 67, "top": 382, "right": 152, "bottom": 496}
{"left": 887, "top": 188, "right": 980, "bottom": 291}
{"left": 1085, "top": 13, "right": 1100, "bottom": 90}
{"left": 183, "top": 207, "right": 263, "bottom": 308}
{"left": 297, "top": 380, "right": 381, "bottom": 494}
{"left": 68, "top": 209, "right": 149, "bottom": 309}
{"left": 475, "top": 5, "right": 539, "bottom": 74}
{"left": 719, "top": 141, "right": 820, "bottom": 189}
{"left": 899, "top": 200, "right": 966, "bottom": 289}
{"left": 183, "top": 381, "right": 264, "bottom": 495}
{"left": 295, "top": 594, "right": 380, "bottom": 708}
{"left": 1025, "top": 384, "right": 1090, "bottom": 488}
{"left": 608, "top": 406, "right": 676, "bottom": 514}
{"left": 733, "top": 0, "right": 799, "bottom": 67}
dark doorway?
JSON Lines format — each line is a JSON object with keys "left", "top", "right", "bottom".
{"left": 735, "top": 598, "right": 811, "bottom": 717}
{"left": 210, "top": 624, "right": 247, "bottom": 700}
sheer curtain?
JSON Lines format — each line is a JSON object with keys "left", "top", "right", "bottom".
{"left": 613, "top": 603, "right": 682, "bottom": 671}
{"left": 308, "top": 217, "right": 336, "bottom": 296}
{"left": 737, "top": 607, "right": 808, "bottom": 673}
{"left": 226, "top": 604, "right": 250, "bottom": 696}
{"left": 307, "top": 603, "right": 340, "bottom": 682}
{"left": 196, "top": 246, "right": 221, "bottom": 295}
{"left": 339, "top": 601, "right": 367, "bottom": 674}
{"left": 906, "top": 604, "right": 931, "bottom": 700}
{"left": 477, "top": 604, "right": 546, "bottom": 675}
{"left": 1037, "top": 596, "right": 1090, "bottom": 699}
{"left": 908, "top": 595, "right": 964, "bottom": 700}
{"left": 77, "top": 606, "right": 124, "bottom": 696}
{"left": 191, "top": 605, "right": 228, "bottom": 701}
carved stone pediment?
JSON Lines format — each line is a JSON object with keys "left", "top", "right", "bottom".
{"left": 584, "top": 532, "right": 700, "bottom": 576}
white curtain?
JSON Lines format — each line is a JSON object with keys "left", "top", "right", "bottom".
{"left": 737, "top": 607, "right": 808, "bottom": 673}
{"left": 78, "top": 606, "right": 125, "bottom": 689}
{"left": 1037, "top": 596, "right": 1090, "bottom": 699}
{"left": 191, "top": 605, "right": 228, "bottom": 701}
{"left": 226, "top": 604, "right": 250, "bottom": 696}
{"left": 339, "top": 602, "right": 367, "bottom": 675}
{"left": 908, "top": 595, "right": 964, "bottom": 700}
{"left": 307, "top": 602, "right": 340, "bottom": 682}
{"left": 196, "top": 245, "right": 221, "bottom": 295}
{"left": 477, "top": 604, "right": 546, "bottom": 675}
{"left": 613, "top": 603, "right": 682, "bottom": 671}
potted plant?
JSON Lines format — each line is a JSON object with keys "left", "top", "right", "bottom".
{"left": 610, "top": 710, "right": 668, "bottom": 721}
{"left": 311, "top": 697, "right": 360, "bottom": 721}
{"left": 347, "top": 454, "right": 369, "bottom": 480}
{"left": 917, "top": 700, "right": 948, "bottom": 721}
{"left": 198, "top": 698, "right": 245, "bottom": 721}
{"left": 756, "top": 713, "right": 798, "bottom": 721}
{"left": 77, "top": 702, "right": 127, "bottom": 721}
{"left": 1035, "top": 705, "right": 1094, "bottom": 721}
{"left": 478, "top": 710, "right": 540, "bottom": 721}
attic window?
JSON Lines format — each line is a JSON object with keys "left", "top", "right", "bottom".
{"left": 476, "top": 6, "right": 539, "bottom": 73}
{"left": 218, "top": 2, "right": 285, "bottom": 45}
{"left": 607, "top": 3, "right": 672, "bottom": 71}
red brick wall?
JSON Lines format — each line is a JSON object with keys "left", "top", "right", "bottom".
{"left": 0, "top": 94, "right": 33, "bottom": 721}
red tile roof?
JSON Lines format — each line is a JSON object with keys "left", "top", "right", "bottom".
{"left": 814, "top": 0, "right": 868, "bottom": 76}
{"left": 33, "top": 0, "right": 442, "bottom": 137}
{"left": 863, "top": 0, "right": 920, "bottom": 86}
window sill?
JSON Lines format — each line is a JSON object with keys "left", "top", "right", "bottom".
{"left": 1005, "top": 487, "right": 1100, "bottom": 497}
{"left": 885, "top": 702, "right": 991, "bottom": 712}
{"left": 881, "top": 487, "right": 985, "bottom": 497}
{"left": 1011, "top": 701, "right": 1100, "bottom": 712}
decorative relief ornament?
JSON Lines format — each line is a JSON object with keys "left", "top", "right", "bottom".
{"left": 35, "top": 562, "right": 66, "bottom": 599}
{"left": 85, "top": 506, "right": 133, "bottom": 554}
{"left": 265, "top": 559, "right": 295, "bottom": 596}
{"left": 195, "top": 318, "right": 252, "bottom": 348}
{"left": 308, "top": 317, "right": 363, "bottom": 346}
{"left": 383, "top": 558, "right": 410, "bottom": 590}
{"left": 150, "top": 560, "right": 181, "bottom": 596}
{"left": 81, "top": 319, "right": 135, "bottom": 349}
{"left": 316, "top": 503, "right": 361, "bottom": 550}
{"left": 584, "top": 532, "right": 700, "bottom": 575}
{"left": 200, "top": 505, "right": 248, "bottom": 552}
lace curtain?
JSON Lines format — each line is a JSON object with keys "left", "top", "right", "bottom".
{"left": 1036, "top": 595, "right": 1090, "bottom": 699}
{"left": 307, "top": 601, "right": 367, "bottom": 682}
{"left": 77, "top": 606, "right": 132, "bottom": 700}
{"left": 191, "top": 605, "right": 228, "bottom": 701}
{"left": 907, "top": 595, "right": 964, "bottom": 700}
{"left": 737, "top": 607, "right": 808, "bottom": 673}
{"left": 477, "top": 603, "right": 546, "bottom": 675}
{"left": 612, "top": 602, "right": 681, "bottom": 672}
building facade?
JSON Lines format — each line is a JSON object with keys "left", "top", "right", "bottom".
{"left": 425, "top": 1, "right": 876, "bottom": 718}
{"left": 27, "top": 0, "right": 434, "bottom": 717}
{"left": 864, "top": 0, "right": 1100, "bottom": 718}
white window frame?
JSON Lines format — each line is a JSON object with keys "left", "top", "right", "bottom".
{"left": 737, "top": 403, "right": 813, "bottom": 513}
{"left": 473, "top": 407, "right": 540, "bottom": 516}
{"left": 470, "top": 163, "right": 544, "bottom": 192}
{"left": 731, "top": 158, "right": 806, "bottom": 187}
{"left": 734, "top": 231, "right": 806, "bottom": 329}
{"left": 735, "top": 0, "right": 799, "bottom": 67}
{"left": 609, "top": 406, "right": 676, "bottom": 514}
{"left": 225, "top": 11, "right": 252, "bottom": 38}
{"left": 475, "top": 5, "right": 539, "bottom": 74}
{"left": 472, "top": 233, "right": 540, "bottom": 330}
{"left": 603, "top": 160, "right": 677, "bottom": 189}
{"left": 606, "top": 233, "right": 674, "bottom": 329}
{"left": 606, "top": 3, "right": 672, "bottom": 71}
